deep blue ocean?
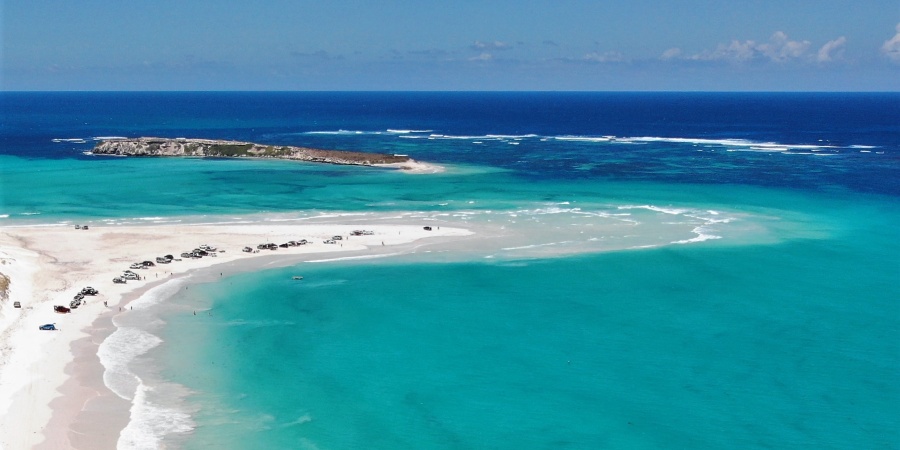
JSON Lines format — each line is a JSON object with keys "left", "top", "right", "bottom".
{"left": 1, "top": 92, "right": 898, "bottom": 449}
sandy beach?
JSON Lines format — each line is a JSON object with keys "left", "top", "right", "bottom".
{"left": 0, "top": 222, "right": 471, "bottom": 449}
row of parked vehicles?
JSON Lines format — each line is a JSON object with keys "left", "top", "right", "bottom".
{"left": 247, "top": 240, "right": 309, "bottom": 252}
{"left": 181, "top": 244, "right": 219, "bottom": 259}
{"left": 41, "top": 244, "right": 217, "bottom": 330}
{"left": 54, "top": 286, "right": 99, "bottom": 314}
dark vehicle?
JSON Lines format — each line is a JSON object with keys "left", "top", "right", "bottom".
{"left": 39, "top": 324, "right": 57, "bottom": 331}
{"left": 81, "top": 287, "right": 99, "bottom": 295}
{"left": 423, "top": 226, "right": 432, "bottom": 231}
{"left": 13, "top": 301, "right": 21, "bottom": 308}
{"left": 54, "top": 305, "right": 71, "bottom": 314}
{"left": 113, "top": 277, "right": 127, "bottom": 284}
{"left": 279, "top": 243, "right": 290, "bottom": 248}
{"left": 142, "top": 261, "right": 155, "bottom": 267}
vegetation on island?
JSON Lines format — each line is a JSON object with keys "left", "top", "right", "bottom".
{"left": 207, "top": 144, "right": 254, "bottom": 156}
{"left": 92, "top": 138, "right": 412, "bottom": 167}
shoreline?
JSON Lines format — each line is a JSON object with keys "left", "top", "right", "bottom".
{"left": 0, "top": 222, "right": 473, "bottom": 449}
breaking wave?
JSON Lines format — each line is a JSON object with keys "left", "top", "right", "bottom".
{"left": 299, "top": 130, "right": 875, "bottom": 155}
{"left": 100, "top": 279, "right": 193, "bottom": 449}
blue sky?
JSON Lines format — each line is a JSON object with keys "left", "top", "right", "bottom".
{"left": 2, "top": 1, "right": 898, "bottom": 91}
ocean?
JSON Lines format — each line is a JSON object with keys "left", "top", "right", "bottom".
{"left": 1, "top": 92, "right": 898, "bottom": 449}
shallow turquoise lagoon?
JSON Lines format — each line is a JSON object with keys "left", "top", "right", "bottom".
{"left": 154, "top": 192, "right": 898, "bottom": 449}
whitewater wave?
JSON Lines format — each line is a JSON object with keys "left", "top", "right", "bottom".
{"left": 306, "top": 252, "right": 403, "bottom": 263}
{"left": 671, "top": 226, "right": 722, "bottom": 244}
{"left": 553, "top": 136, "right": 615, "bottom": 142}
{"left": 51, "top": 138, "right": 87, "bottom": 143}
{"left": 299, "top": 129, "right": 872, "bottom": 154}
{"left": 117, "top": 383, "right": 194, "bottom": 450}
{"left": 98, "top": 326, "right": 163, "bottom": 401}
{"left": 303, "top": 130, "right": 382, "bottom": 136}
{"left": 99, "top": 278, "right": 193, "bottom": 449}
{"left": 100, "top": 280, "right": 186, "bottom": 400}
{"left": 501, "top": 241, "right": 574, "bottom": 251}
{"left": 386, "top": 129, "right": 432, "bottom": 134}
{"left": 93, "top": 136, "right": 128, "bottom": 140}
{"left": 618, "top": 205, "right": 689, "bottom": 215}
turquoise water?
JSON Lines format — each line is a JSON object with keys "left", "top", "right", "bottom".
{"left": 149, "top": 189, "right": 899, "bottom": 449}
{"left": 3, "top": 93, "right": 898, "bottom": 449}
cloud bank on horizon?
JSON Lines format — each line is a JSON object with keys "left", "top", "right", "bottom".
{"left": 1, "top": 1, "right": 897, "bottom": 91}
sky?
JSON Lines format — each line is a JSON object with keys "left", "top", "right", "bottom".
{"left": 2, "top": 0, "right": 899, "bottom": 91}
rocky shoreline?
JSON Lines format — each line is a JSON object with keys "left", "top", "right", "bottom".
{"left": 92, "top": 137, "right": 414, "bottom": 168}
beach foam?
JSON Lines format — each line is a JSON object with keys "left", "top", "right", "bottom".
{"left": 117, "top": 383, "right": 193, "bottom": 450}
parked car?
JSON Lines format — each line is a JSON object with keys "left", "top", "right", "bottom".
{"left": 39, "top": 324, "right": 57, "bottom": 331}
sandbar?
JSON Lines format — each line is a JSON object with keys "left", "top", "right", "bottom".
{"left": 0, "top": 222, "right": 471, "bottom": 449}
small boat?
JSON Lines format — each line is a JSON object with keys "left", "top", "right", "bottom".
{"left": 292, "top": 276, "right": 303, "bottom": 280}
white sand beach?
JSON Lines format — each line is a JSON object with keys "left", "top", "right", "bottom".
{"left": 0, "top": 222, "right": 471, "bottom": 449}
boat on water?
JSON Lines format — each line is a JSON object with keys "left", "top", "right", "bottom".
{"left": 292, "top": 276, "right": 303, "bottom": 280}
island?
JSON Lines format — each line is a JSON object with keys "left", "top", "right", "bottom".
{"left": 91, "top": 137, "right": 441, "bottom": 172}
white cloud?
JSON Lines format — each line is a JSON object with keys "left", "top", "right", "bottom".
{"left": 758, "top": 31, "right": 811, "bottom": 61}
{"left": 691, "top": 39, "right": 756, "bottom": 62}
{"left": 881, "top": 22, "right": 900, "bottom": 62}
{"left": 660, "top": 48, "right": 682, "bottom": 60}
{"left": 470, "top": 41, "right": 511, "bottom": 51}
{"left": 689, "top": 32, "right": 812, "bottom": 63}
{"left": 468, "top": 52, "right": 493, "bottom": 61}
{"left": 817, "top": 36, "right": 847, "bottom": 62}
{"left": 583, "top": 51, "right": 625, "bottom": 63}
